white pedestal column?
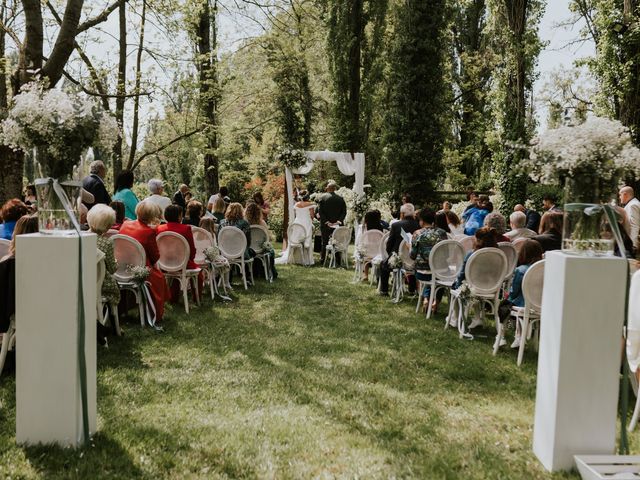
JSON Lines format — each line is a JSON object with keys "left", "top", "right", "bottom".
{"left": 15, "top": 233, "right": 97, "bottom": 447}
{"left": 533, "top": 251, "right": 627, "bottom": 471}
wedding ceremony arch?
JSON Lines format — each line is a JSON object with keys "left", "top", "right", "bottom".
{"left": 283, "top": 150, "right": 366, "bottom": 234}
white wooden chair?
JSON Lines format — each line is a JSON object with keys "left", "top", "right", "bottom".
{"left": 415, "top": 240, "right": 465, "bottom": 319}
{"left": 458, "top": 235, "right": 476, "bottom": 254}
{"left": 511, "top": 237, "right": 528, "bottom": 255}
{"left": 0, "top": 238, "right": 10, "bottom": 260}
{"left": 218, "top": 226, "right": 254, "bottom": 290}
{"left": 191, "top": 226, "right": 216, "bottom": 299}
{"left": 510, "top": 259, "right": 545, "bottom": 365}
{"left": 446, "top": 248, "right": 508, "bottom": 343}
{"left": 371, "top": 231, "right": 390, "bottom": 286}
{"left": 112, "top": 234, "right": 147, "bottom": 326}
{"left": 626, "top": 270, "right": 640, "bottom": 431}
{"left": 157, "top": 231, "right": 201, "bottom": 313}
{"left": 325, "top": 226, "right": 351, "bottom": 268}
{"left": 390, "top": 240, "right": 415, "bottom": 303}
{"left": 498, "top": 241, "right": 518, "bottom": 292}
{"left": 287, "top": 223, "right": 310, "bottom": 266}
{"left": 104, "top": 229, "right": 119, "bottom": 239}
{"left": 353, "top": 229, "right": 384, "bottom": 282}
{"left": 250, "top": 225, "right": 273, "bottom": 281}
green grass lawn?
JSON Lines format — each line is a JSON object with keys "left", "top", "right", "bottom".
{"left": 0, "top": 261, "right": 627, "bottom": 478}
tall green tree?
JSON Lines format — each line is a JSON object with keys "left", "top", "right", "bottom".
{"left": 383, "top": 0, "right": 448, "bottom": 205}
{"left": 487, "top": 0, "right": 545, "bottom": 210}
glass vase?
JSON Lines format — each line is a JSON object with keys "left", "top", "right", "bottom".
{"left": 561, "top": 177, "right": 614, "bottom": 257}
{"left": 34, "top": 177, "right": 81, "bottom": 235}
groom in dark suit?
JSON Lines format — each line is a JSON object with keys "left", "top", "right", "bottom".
{"left": 318, "top": 180, "right": 347, "bottom": 264}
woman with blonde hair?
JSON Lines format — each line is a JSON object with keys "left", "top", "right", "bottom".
{"left": 119, "top": 201, "right": 169, "bottom": 322}
{"left": 87, "top": 205, "right": 120, "bottom": 309}
{"left": 219, "top": 202, "right": 251, "bottom": 256}
{"left": 245, "top": 202, "right": 268, "bottom": 228}
{"left": 211, "top": 196, "right": 226, "bottom": 223}
{"left": 199, "top": 217, "right": 217, "bottom": 237}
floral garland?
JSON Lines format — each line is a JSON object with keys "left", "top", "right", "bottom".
{"left": 1, "top": 80, "right": 119, "bottom": 178}
{"left": 275, "top": 146, "right": 308, "bottom": 170}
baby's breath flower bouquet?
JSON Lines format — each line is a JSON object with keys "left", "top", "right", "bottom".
{"left": 127, "top": 265, "right": 151, "bottom": 284}
{"left": 388, "top": 253, "right": 403, "bottom": 269}
{"left": 204, "top": 246, "right": 230, "bottom": 273}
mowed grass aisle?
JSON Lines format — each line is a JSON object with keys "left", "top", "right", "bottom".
{"left": 0, "top": 264, "right": 596, "bottom": 479}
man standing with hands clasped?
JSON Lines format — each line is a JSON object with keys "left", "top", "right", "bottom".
{"left": 318, "top": 180, "right": 347, "bottom": 265}
{"left": 620, "top": 186, "right": 640, "bottom": 253}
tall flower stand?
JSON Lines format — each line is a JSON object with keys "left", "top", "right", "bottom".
{"left": 15, "top": 233, "right": 97, "bottom": 447}
{"left": 533, "top": 251, "right": 627, "bottom": 471}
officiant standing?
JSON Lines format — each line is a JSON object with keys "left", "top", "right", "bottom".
{"left": 318, "top": 180, "right": 347, "bottom": 264}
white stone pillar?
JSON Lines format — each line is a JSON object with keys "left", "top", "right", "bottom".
{"left": 533, "top": 251, "right": 627, "bottom": 471}
{"left": 15, "top": 233, "right": 97, "bottom": 447}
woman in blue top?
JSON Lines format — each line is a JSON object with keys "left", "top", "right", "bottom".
{"left": 0, "top": 199, "right": 28, "bottom": 240}
{"left": 498, "top": 239, "right": 543, "bottom": 348}
{"left": 452, "top": 226, "right": 499, "bottom": 290}
{"left": 462, "top": 194, "right": 491, "bottom": 235}
{"left": 112, "top": 170, "right": 139, "bottom": 220}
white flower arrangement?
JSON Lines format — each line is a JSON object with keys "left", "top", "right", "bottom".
{"left": 261, "top": 240, "right": 273, "bottom": 252}
{"left": 335, "top": 187, "right": 395, "bottom": 225}
{"left": 1, "top": 80, "right": 119, "bottom": 178}
{"left": 526, "top": 117, "right": 640, "bottom": 198}
{"left": 354, "top": 244, "right": 367, "bottom": 261}
{"left": 127, "top": 265, "right": 150, "bottom": 284}
{"left": 204, "top": 246, "right": 230, "bottom": 273}
{"left": 388, "top": 252, "right": 403, "bottom": 269}
{"left": 275, "top": 146, "right": 308, "bottom": 170}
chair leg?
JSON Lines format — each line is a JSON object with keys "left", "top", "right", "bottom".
{"left": 209, "top": 269, "right": 216, "bottom": 300}
{"left": 111, "top": 305, "right": 122, "bottom": 336}
{"left": 415, "top": 281, "right": 423, "bottom": 314}
{"left": 493, "top": 320, "right": 503, "bottom": 356}
{"left": 629, "top": 376, "right": 640, "bottom": 432}
{"left": 0, "top": 324, "right": 12, "bottom": 376}
{"left": 426, "top": 281, "right": 437, "bottom": 319}
{"left": 241, "top": 260, "right": 248, "bottom": 290}
{"left": 192, "top": 276, "right": 200, "bottom": 306}
{"left": 517, "top": 313, "right": 530, "bottom": 366}
{"left": 181, "top": 277, "right": 190, "bottom": 314}
{"left": 137, "top": 288, "right": 146, "bottom": 327}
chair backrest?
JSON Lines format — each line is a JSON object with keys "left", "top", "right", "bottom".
{"left": 104, "top": 229, "right": 119, "bottom": 238}
{"left": 522, "top": 259, "right": 545, "bottom": 312}
{"left": 331, "top": 226, "right": 352, "bottom": 250}
{"left": 498, "top": 242, "right": 518, "bottom": 275}
{"left": 399, "top": 240, "right": 414, "bottom": 270}
{"left": 512, "top": 237, "right": 528, "bottom": 255}
{"left": 458, "top": 235, "right": 476, "bottom": 253}
{"left": 249, "top": 225, "right": 270, "bottom": 252}
{"left": 360, "top": 229, "right": 384, "bottom": 258}
{"left": 191, "top": 226, "right": 215, "bottom": 264}
{"left": 288, "top": 223, "right": 308, "bottom": 246}
{"left": 429, "top": 239, "right": 465, "bottom": 281}
{"left": 465, "top": 247, "right": 508, "bottom": 295}
{"left": 112, "top": 234, "right": 146, "bottom": 281}
{"left": 0, "top": 238, "right": 10, "bottom": 259}
{"left": 379, "top": 231, "right": 391, "bottom": 261}
{"left": 156, "top": 231, "right": 189, "bottom": 273}
{"left": 218, "top": 226, "right": 247, "bottom": 259}
{"left": 97, "top": 255, "right": 106, "bottom": 293}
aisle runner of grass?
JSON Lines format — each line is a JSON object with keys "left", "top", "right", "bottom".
{"left": 0, "top": 264, "right": 597, "bottom": 478}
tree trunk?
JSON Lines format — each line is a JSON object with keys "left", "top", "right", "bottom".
{"left": 197, "top": 0, "right": 219, "bottom": 196}
{"left": 113, "top": 0, "right": 127, "bottom": 183}
{"left": 347, "top": 0, "right": 363, "bottom": 154}
{"left": 127, "top": 0, "right": 146, "bottom": 168}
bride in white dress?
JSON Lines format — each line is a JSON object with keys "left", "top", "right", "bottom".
{"left": 290, "top": 191, "right": 315, "bottom": 265}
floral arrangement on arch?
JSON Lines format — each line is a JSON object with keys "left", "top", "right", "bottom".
{"left": 275, "top": 146, "right": 308, "bottom": 170}
{"left": 525, "top": 117, "right": 640, "bottom": 200}
{"left": 335, "top": 186, "right": 395, "bottom": 225}
{"left": 0, "top": 80, "right": 119, "bottom": 179}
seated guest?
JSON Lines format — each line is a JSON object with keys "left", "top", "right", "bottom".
{"left": 411, "top": 209, "right": 448, "bottom": 311}
{"left": 462, "top": 195, "right": 490, "bottom": 235}
{"left": 438, "top": 201, "right": 452, "bottom": 214}
{"left": 505, "top": 211, "right": 537, "bottom": 240}
{"left": 434, "top": 211, "right": 452, "bottom": 238}
{"left": 24, "top": 185, "right": 37, "bottom": 206}
{"left": 379, "top": 203, "right": 420, "bottom": 296}
{"left": 143, "top": 179, "right": 171, "bottom": 218}
{"left": 0, "top": 215, "right": 38, "bottom": 337}
{"left": 87, "top": 205, "right": 120, "bottom": 344}
{"left": 112, "top": 170, "right": 139, "bottom": 220}
{"left": 199, "top": 217, "right": 217, "bottom": 238}
{"left": 110, "top": 201, "right": 126, "bottom": 230}
{"left": 453, "top": 226, "right": 499, "bottom": 290}
{"left": 182, "top": 200, "right": 203, "bottom": 227}
{"left": 119, "top": 202, "right": 169, "bottom": 322}
{"left": 253, "top": 192, "right": 270, "bottom": 221}
{"left": 211, "top": 196, "right": 226, "bottom": 223}
{"left": 463, "top": 191, "right": 479, "bottom": 213}
{"left": 364, "top": 210, "right": 385, "bottom": 232}
{"left": 245, "top": 201, "right": 278, "bottom": 280}
{"left": 219, "top": 202, "right": 252, "bottom": 259}
{"left": 446, "top": 210, "right": 464, "bottom": 237}
{"left": 514, "top": 204, "right": 541, "bottom": 233}
{"left": 498, "top": 239, "right": 544, "bottom": 348}
{"left": 0, "top": 199, "right": 28, "bottom": 240}
{"left": 484, "top": 212, "right": 510, "bottom": 242}
{"left": 82, "top": 160, "right": 111, "bottom": 208}
{"left": 157, "top": 204, "right": 202, "bottom": 302}
{"left": 532, "top": 211, "right": 563, "bottom": 252}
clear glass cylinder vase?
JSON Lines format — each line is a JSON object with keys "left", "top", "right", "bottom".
{"left": 561, "top": 177, "right": 614, "bottom": 257}
{"left": 34, "top": 177, "right": 81, "bottom": 235}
